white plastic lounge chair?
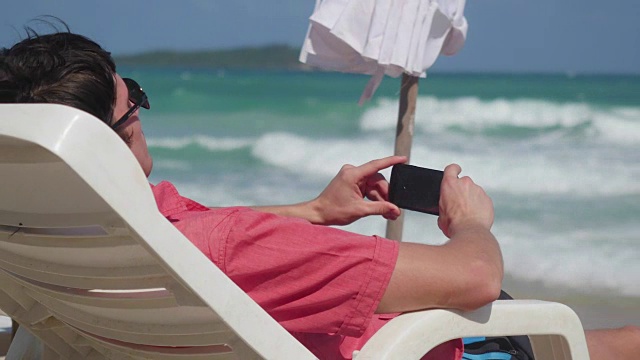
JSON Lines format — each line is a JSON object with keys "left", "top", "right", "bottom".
{"left": 0, "top": 104, "right": 590, "bottom": 359}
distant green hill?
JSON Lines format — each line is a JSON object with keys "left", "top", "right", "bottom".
{"left": 115, "top": 45, "right": 312, "bottom": 70}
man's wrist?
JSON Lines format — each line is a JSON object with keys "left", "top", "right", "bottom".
{"left": 304, "top": 198, "right": 326, "bottom": 225}
{"left": 447, "top": 220, "right": 492, "bottom": 238}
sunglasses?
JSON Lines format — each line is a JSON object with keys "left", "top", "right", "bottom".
{"left": 111, "top": 78, "right": 150, "bottom": 130}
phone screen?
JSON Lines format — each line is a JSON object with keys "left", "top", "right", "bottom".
{"left": 389, "top": 164, "right": 443, "bottom": 215}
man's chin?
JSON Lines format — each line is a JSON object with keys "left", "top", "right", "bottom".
{"left": 145, "top": 159, "right": 154, "bottom": 177}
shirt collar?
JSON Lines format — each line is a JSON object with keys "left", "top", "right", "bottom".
{"left": 150, "top": 181, "right": 189, "bottom": 218}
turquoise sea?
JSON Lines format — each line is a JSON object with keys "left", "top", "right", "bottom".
{"left": 120, "top": 67, "right": 640, "bottom": 299}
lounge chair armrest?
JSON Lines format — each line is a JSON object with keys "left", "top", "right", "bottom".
{"left": 355, "top": 299, "right": 589, "bottom": 359}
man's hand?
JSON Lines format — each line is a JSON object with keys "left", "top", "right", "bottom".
{"left": 309, "top": 156, "right": 406, "bottom": 225}
{"left": 378, "top": 163, "right": 502, "bottom": 314}
{"left": 248, "top": 156, "right": 406, "bottom": 226}
{"left": 437, "top": 164, "right": 494, "bottom": 238}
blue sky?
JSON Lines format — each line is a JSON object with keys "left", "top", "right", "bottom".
{"left": 1, "top": 0, "right": 639, "bottom": 74}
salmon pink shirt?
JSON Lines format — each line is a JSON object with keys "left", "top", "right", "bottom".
{"left": 151, "top": 181, "right": 462, "bottom": 359}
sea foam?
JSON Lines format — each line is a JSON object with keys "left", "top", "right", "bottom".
{"left": 147, "top": 136, "right": 253, "bottom": 151}
{"left": 245, "top": 131, "right": 640, "bottom": 197}
{"left": 361, "top": 96, "right": 640, "bottom": 145}
{"left": 147, "top": 128, "right": 640, "bottom": 197}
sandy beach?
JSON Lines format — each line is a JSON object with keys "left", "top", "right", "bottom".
{"left": 503, "top": 275, "right": 640, "bottom": 330}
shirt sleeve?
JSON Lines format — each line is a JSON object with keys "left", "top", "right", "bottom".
{"left": 215, "top": 208, "right": 399, "bottom": 338}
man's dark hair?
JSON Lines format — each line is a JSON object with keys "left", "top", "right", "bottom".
{"left": 0, "top": 22, "right": 117, "bottom": 124}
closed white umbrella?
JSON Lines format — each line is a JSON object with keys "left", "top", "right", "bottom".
{"left": 300, "top": 0, "right": 468, "bottom": 240}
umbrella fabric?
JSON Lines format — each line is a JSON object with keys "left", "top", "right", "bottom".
{"left": 300, "top": 0, "right": 468, "bottom": 102}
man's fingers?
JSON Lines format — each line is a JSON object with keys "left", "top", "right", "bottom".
{"left": 366, "top": 189, "right": 384, "bottom": 202}
{"left": 355, "top": 156, "right": 407, "bottom": 178}
{"left": 365, "top": 173, "right": 390, "bottom": 200}
{"left": 443, "top": 163, "right": 462, "bottom": 179}
{"left": 363, "top": 201, "right": 401, "bottom": 219}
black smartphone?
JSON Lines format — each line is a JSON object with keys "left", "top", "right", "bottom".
{"left": 389, "top": 164, "right": 444, "bottom": 216}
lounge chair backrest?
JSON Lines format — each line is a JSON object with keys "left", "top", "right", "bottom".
{"left": 0, "top": 104, "right": 316, "bottom": 359}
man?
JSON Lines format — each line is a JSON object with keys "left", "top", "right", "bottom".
{"left": 1, "top": 27, "right": 638, "bottom": 359}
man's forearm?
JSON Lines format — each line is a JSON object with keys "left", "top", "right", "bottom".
{"left": 447, "top": 223, "right": 504, "bottom": 285}
{"left": 377, "top": 224, "right": 503, "bottom": 314}
{"left": 249, "top": 202, "right": 324, "bottom": 225}
{"left": 210, "top": 202, "right": 324, "bottom": 224}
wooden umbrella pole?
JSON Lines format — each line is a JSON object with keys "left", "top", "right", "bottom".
{"left": 385, "top": 74, "right": 419, "bottom": 241}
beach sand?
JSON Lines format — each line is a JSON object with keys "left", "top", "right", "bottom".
{"left": 503, "top": 275, "right": 640, "bottom": 330}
